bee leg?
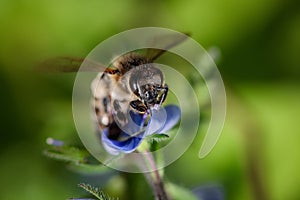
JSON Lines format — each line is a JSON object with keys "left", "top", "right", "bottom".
{"left": 158, "top": 84, "right": 169, "bottom": 105}
{"left": 130, "top": 100, "right": 147, "bottom": 113}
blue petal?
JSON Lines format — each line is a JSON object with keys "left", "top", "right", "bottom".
{"left": 129, "top": 110, "right": 145, "bottom": 125}
{"left": 46, "top": 137, "right": 64, "bottom": 147}
{"left": 101, "top": 127, "right": 144, "bottom": 155}
{"left": 157, "top": 105, "right": 181, "bottom": 133}
{"left": 113, "top": 111, "right": 145, "bottom": 135}
{"left": 192, "top": 184, "right": 224, "bottom": 200}
{"left": 125, "top": 111, "right": 147, "bottom": 134}
{"left": 144, "top": 106, "right": 167, "bottom": 136}
{"left": 100, "top": 105, "right": 180, "bottom": 155}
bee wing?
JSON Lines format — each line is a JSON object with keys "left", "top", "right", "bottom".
{"left": 38, "top": 56, "right": 106, "bottom": 72}
{"left": 145, "top": 32, "right": 190, "bottom": 62}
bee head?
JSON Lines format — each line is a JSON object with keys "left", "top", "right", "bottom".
{"left": 129, "top": 64, "right": 168, "bottom": 112}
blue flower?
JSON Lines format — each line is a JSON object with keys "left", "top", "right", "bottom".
{"left": 101, "top": 105, "right": 181, "bottom": 155}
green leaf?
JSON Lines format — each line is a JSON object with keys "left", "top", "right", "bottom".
{"left": 44, "top": 140, "right": 112, "bottom": 176}
{"left": 78, "top": 183, "right": 118, "bottom": 200}
{"left": 146, "top": 133, "right": 170, "bottom": 143}
{"left": 67, "top": 162, "right": 110, "bottom": 175}
{"left": 44, "top": 146, "right": 88, "bottom": 163}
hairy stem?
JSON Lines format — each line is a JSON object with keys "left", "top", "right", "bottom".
{"left": 143, "top": 151, "right": 170, "bottom": 200}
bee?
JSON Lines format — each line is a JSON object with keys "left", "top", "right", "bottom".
{"left": 40, "top": 33, "right": 188, "bottom": 141}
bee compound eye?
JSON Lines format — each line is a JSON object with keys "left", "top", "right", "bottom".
{"left": 129, "top": 70, "right": 139, "bottom": 91}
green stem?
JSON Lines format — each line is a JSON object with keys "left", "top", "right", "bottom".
{"left": 143, "top": 151, "right": 170, "bottom": 200}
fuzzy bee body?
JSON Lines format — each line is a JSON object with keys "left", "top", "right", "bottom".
{"left": 91, "top": 53, "right": 168, "bottom": 139}
{"left": 41, "top": 33, "right": 189, "bottom": 141}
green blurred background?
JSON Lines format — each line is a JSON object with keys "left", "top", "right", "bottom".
{"left": 1, "top": 0, "right": 300, "bottom": 199}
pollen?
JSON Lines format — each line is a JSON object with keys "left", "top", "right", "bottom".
{"left": 101, "top": 116, "right": 109, "bottom": 126}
